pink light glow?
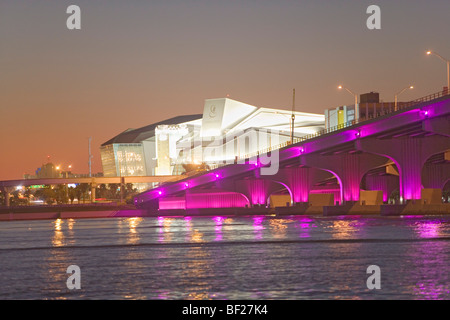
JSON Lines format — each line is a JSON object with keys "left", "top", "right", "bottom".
{"left": 213, "top": 216, "right": 224, "bottom": 241}
{"left": 253, "top": 216, "right": 265, "bottom": 240}
{"left": 415, "top": 221, "right": 441, "bottom": 238}
{"left": 159, "top": 197, "right": 186, "bottom": 209}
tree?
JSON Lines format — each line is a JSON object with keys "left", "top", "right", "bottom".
{"left": 34, "top": 185, "right": 56, "bottom": 205}
{"left": 108, "top": 183, "right": 120, "bottom": 200}
{"left": 68, "top": 186, "right": 76, "bottom": 204}
{"left": 75, "top": 183, "right": 90, "bottom": 203}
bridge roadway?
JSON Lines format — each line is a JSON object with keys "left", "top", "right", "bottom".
{"left": 0, "top": 176, "right": 182, "bottom": 206}
{"left": 134, "top": 91, "right": 450, "bottom": 210}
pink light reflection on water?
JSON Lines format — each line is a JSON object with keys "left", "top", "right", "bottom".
{"left": 184, "top": 216, "right": 193, "bottom": 242}
{"left": 414, "top": 220, "right": 442, "bottom": 239}
{"left": 253, "top": 216, "right": 265, "bottom": 240}
{"left": 295, "top": 216, "right": 315, "bottom": 239}
{"left": 213, "top": 216, "right": 225, "bottom": 241}
{"left": 157, "top": 216, "right": 165, "bottom": 243}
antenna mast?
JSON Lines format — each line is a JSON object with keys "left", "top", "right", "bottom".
{"left": 291, "top": 89, "right": 296, "bottom": 144}
{"left": 88, "top": 137, "right": 92, "bottom": 177}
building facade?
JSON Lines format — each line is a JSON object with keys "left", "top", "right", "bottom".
{"left": 100, "top": 98, "right": 325, "bottom": 177}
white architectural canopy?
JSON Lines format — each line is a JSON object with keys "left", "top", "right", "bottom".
{"left": 101, "top": 97, "right": 325, "bottom": 177}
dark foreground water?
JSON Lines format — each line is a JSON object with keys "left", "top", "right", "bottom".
{"left": 0, "top": 214, "right": 449, "bottom": 300}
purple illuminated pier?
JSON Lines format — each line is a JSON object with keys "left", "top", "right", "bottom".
{"left": 134, "top": 93, "right": 450, "bottom": 214}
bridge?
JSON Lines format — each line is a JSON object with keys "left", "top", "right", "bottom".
{"left": 134, "top": 91, "right": 450, "bottom": 214}
{"left": 0, "top": 176, "right": 181, "bottom": 206}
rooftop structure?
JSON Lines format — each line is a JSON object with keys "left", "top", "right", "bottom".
{"left": 100, "top": 98, "right": 325, "bottom": 177}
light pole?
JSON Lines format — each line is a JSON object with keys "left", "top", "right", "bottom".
{"left": 427, "top": 50, "right": 450, "bottom": 94}
{"left": 291, "top": 88, "right": 295, "bottom": 144}
{"left": 394, "top": 85, "right": 414, "bottom": 111}
{"left": 338, "top": 85, "right": 359, "bottom": 122}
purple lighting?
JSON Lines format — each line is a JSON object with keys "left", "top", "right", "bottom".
{"left": 185, "top": 182, "right": 189, "bottom": 188}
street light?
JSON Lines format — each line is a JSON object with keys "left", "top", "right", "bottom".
{"left": 427, "top": 50, "right": 450, "bottom": 94}
{"left": 394, "top": 85, "right": 414, "bottom": 110}
{"left": 338, "top": 85, "right": 359, "bottom": 122}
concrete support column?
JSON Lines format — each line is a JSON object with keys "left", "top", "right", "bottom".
{"left": 357, "top": 136, "right": 450, "bottom": 202}
{"left": 422, "top": 161, "right": 450, "bottom": 190}
{"left": 120, "top": 177, "right": 125, "bottom": 203}
{"left": 268, "top": 167, "right": 331, "bottom": 204}
{"left": 232, "top": 178, "right": 285, "bottom": 207}
{"left": 90, "top": 183, "right": 97, "bottom": 203}
{"left": 300, "top": 152, "right": 389, "bottom": 204}
{"left": 364, "top": 174, "right": 399, "bottom": 202}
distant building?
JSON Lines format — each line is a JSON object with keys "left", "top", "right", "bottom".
{"left": 325, "top": 92, "right": 398, "bottom": 130}
{"left": 36, "top": 163, "right": 59, "bottom": 179}
{"left": 100, "top": 98, "right": 325, "bottom": 177}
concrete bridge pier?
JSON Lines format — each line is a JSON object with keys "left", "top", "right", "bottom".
{"left": 357, "top": 136, "right": 449, "bottom": 202}
{"left": 90, "top": 183, "right": 97, "bottom": 203}
{"left": 300, "top": 152, "right": 389, "bottom": 204}
{"left": 364, "top": 174, "right": 399, "bottom": 203}
{"left": 233, "top": 178, "right": 284, "bottom": 207}
{"left": 263, "top": 167, "right": 331, "bottom": 205}
{"left": 422, "top": 158, "right": 450, "bottom": 191}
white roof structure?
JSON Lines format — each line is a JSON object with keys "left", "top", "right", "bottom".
{"left": 200, "top": 98, "right": 324, "bottom": 138}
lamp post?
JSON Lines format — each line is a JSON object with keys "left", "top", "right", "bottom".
{"left": 427, "top": 50, "right": 450, "bottom": 94}
{"left": 394, "top": 85, "right": 414, "bottom": 111}
{"left": 291, "top": 88, "right": 295, "bottom": 144}
{"left": 338, "top": 85, "right": 359, "bottom": 122}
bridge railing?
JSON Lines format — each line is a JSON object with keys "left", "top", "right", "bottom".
{"left": 174, "top": 90, "right": 449, "bottom": 175}
{"left": 234, "top": 89, "right": 449, "bottom": 162}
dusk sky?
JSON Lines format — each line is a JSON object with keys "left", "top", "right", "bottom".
{"left": 1, "top": 0, "right": 449, "bottom": 180}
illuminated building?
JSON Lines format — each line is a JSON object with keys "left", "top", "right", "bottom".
{"left": 100, "top": 98, "right": 325, "bottom": 177}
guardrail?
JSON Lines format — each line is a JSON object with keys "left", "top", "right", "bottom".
{"left": 234, "top": 90, "right": 449, "bottom": 161}
{"left": 173, "top": 90, "right": 449, "bottom": 176}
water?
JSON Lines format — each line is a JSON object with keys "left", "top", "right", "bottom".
{"left": 0, "top": 215, "right": 449, "bottom": 300}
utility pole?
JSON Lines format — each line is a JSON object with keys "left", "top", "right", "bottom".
{"left": 291, "top": 89, "right": 296, "bottom": 144}
{"left": 88, "top": 137, "right": 92, "bottom": 177}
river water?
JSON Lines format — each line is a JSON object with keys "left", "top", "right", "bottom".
{"left": 0, "top": 215, "right": 449, "bottom": 300}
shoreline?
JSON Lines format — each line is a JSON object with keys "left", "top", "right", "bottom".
{"left": 0, "top": 203, "right": 449, "bottom": 221}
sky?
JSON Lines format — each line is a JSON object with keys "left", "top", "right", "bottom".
{"left": 1, "top": 0, "right": 449, "bottom": 180}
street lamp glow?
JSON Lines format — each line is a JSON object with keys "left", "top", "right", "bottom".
{"left": 395, "top": 85, "right": 414, "bottom": 111}
{"left": 426, "top": 50, "right": 450, "bottom": 94}
{"left": 338, "top": 85, "right": 359, "bottom": 122}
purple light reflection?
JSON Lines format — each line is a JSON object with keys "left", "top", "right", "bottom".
{"left": 295, "top": 217, "right": 315, "bottom": 238}
{"left": 253, "top": 216, "right": 265, "bottom": 240}
{"left": 415, "top": 220, "right": 442, "bottom": 239}
{"left": 213, "top": 216, "right": 224, "bottom": 241}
